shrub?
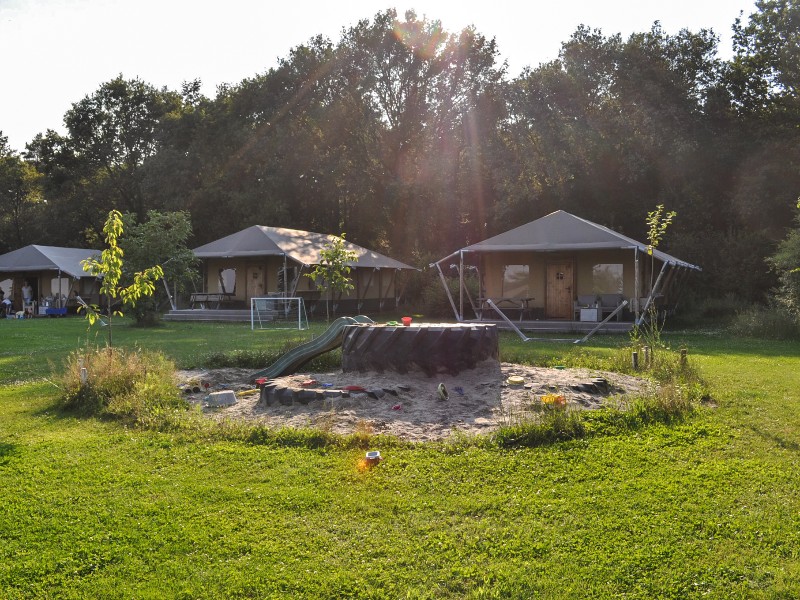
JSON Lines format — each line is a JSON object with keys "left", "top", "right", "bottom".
{"left": 420, "top": 275, "right": 459, "bottom": 317}
{"left": 58, "top": 346, "right": 187, "bottom": 422}
{"left": 203, "top": 348, "right": 284, "bottom": 370}
{"left": 729, "top": 305, "right": 800, "bottom": 340}
{"left": 605, "top": 343, "right": 702, "bottom": 385}
{"left": 202, "top": 340, "right": 342, "bottom": 372}
{"left": 667, "top": 293, "right": 744, "bottom": 328}
{"left": 768, "top": 210, "right": 800, "bottom": 317}
{"left": 420, "top": 271, "right": 480, "bottom": 318}
{"left": 696, "top": 293, "right": 748, "bottom": 320}
{"left": 609, "top": 383, "right": 696, "bottom": 426}
{"left": 494, "top": 408, "right": 586, "bottom": 448}
{"left": 493, "top": 343, "right": 705, "bottom": 449}
{"left": 246, "top": 425, "right": 339, "bottom": 448}
{"left": 494, "top": 382, "right": 699, "bottom": 449}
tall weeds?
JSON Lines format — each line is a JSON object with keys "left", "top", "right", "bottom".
{"left": 493, "top": 336, "right": 706, "bottom": 449}
{"left": 57, "top": 346, "right": 187, "bottom": 423}
{"left": 55, "top": 337, "right": 705, "bottom": 451}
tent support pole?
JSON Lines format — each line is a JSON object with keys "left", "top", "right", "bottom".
{"left": 283, "top": 254, "right": 288, "bottom": 298}
{"left": 575, "top": 301, "right": 629, "bottom": 344}
{"left": 358, "top": 268, "right": 376, "bottom": 312}
{"left": 162, "top": 278, "right": 176, "bottom": 311}
{"left": 290, "top": 263, "right": 303, "bottom": 297}
{"left": 379, "top": 268, "right": 390, "bottom": 312}
{"left": 634, "top": 247, "right": 640, "bottom": 320}
{"left": 637, "top": 262, "right": 670, "bottom": 325}
{"left": 462, "top": 276, "right": 478, "bottom": 318}
{"left": 459, "top": 251, "right": 464, "bottom": 322}
{"left": 435, "top": 262, "right": 460, "bottom": 321}
{"left": 394, "top": 269, "right": 408, "bottom": 307}
{"left": 671, "top": 266, "right": 691, "bottom": 312}
{"left": 660, "top": 262, "right": 679, "bottom": 299}
{"left": 486, "top": 299, "right": 531, "bottom": 342}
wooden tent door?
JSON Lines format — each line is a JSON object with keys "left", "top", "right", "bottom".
{"left": 546, "top": 261, "right": 573, "bottom": 319}
{"left": 246, "top": 265, "right": 264, "bottom": 300}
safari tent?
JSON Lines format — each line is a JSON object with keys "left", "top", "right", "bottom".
{"left": 0, "top": 245, "right": 101, "bottom": 315}
{"left": 191, "top": 225, "right": 417, "bottom": 314}
{"left": 433, "top": 210, "right": 700, "bottom": 327}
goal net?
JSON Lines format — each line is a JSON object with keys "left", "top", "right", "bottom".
{"left": 250, "top": 297, "right": 309, "bottom": 330}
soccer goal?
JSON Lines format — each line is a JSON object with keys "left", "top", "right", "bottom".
{"left": 250, "top": 296, "right": 309, "bottom": 331}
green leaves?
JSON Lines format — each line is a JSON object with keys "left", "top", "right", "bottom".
{"left": 731, "top": 0, "right": 800, "bottom": 111}
{"left": 80, "top": 210, "right": 164, "bottom": 344}
{"left": 646, "top": 204, "right": 677, "bottom": 256}
{"left": 0, "top": 141, "right": 43, "bottom": 248}
{"left": 305, "top": 233, "right": 358, "bottom": 320}
{"left": 767, "top": 202, "right": 800, "bottom": 316}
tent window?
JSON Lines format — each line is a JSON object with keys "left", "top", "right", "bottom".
{"left": 278, "top": 267, "right": 298, "bottom": 294}
{"left": 218, "top": 268, "right": 236, "bottom": 294}
{"left": 50, "top": 277, "right": 70, "bottom": 300}
{"left": 50, "top": 277, "right": 69, "bottom": 294}
{"left": 502, "top": 264, "right": 529, "bottom": 297}
{"left": 592, "top": 264, "right": 623, "bottom": 294}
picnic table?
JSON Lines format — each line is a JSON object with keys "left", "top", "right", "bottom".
{"left": 190, "top": 292, "right": 234, "bottom": 309}
{"left": 478, "top": 297, "right": 534, "bottom": 321}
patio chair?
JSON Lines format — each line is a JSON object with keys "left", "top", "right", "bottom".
{"left": 573, "top": 295, "right": 598, "bottom": 320}
{"left": 599, "top": 294, "right": 624, "bottom": 321}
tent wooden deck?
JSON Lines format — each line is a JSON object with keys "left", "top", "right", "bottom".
{"left": 163, "top": 308, "right": 252, "bottom": 322}
{"left": 468, "top": 317, "right": 633, "bottom": 334}
{"left": 162, "top": 308, "right": 633, "bottom": 336}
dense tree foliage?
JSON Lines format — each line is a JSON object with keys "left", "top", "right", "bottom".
{"left": 0, "top": 133, "right": 44, "bottom": 251}
{"left": 119, "top": 210, "right": 198, "bottom": 325}
{"left": 768, "top": 199, "right": 800, "bottom": 316}
{"left": 4, "top": 4, "right": 800, "bottom": 308}
{"left": 26, "top": 77, "right": 183, "bottom": 245}
{"left": 80, "top": 210, "right": 164, "bottom": 345}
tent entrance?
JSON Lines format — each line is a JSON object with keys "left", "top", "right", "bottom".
{"left": 545, "top": 261, "right": 573, "bottom": 319}
{"left": 246, "top": 265, "right": 265, "bottom": 299}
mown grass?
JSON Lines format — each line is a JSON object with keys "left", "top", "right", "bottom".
{"left": 1, "top": 316, "right": 799, "bottom": 598}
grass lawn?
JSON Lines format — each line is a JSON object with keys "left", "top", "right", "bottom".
{"left": 1, "top": 317, "right": 799, "bottom": 598}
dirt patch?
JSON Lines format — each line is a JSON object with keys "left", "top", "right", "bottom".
{"left": 176, "top": 362, "right": 654, "bottom": 442}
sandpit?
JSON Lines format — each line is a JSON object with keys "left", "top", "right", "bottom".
{"left": 177, "top": 361, "right": 655, "bottom": 442}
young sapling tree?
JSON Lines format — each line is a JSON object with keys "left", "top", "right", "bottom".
{"left": 304, "top": 233, "right": 358, "bottom": 321}
{"left": 632, "top": 204, "right": 677, "bottom": 358}
{"left": 80, "top": 209, "right": 164, "bottom": 346}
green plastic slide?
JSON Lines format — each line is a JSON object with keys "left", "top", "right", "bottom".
{"left": 250, "top": 315, "right": 374, "bottom": 381}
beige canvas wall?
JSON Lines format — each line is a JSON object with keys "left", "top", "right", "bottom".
{"left": 478, "top": 249, "right": 638, "bottom": 309}
{"left": 203, "top": 258, "right": 396, "bottom": 301}
{"left": 573, "top": 249, "right": 637, "bottom": 297}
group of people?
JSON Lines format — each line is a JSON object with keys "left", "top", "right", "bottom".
{"left": 0, "top": 280, "right": 33, "bottom": 317}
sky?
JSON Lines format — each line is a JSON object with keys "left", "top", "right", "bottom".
{"left": 1, "top": 0, "right": 757, "bottom": 153}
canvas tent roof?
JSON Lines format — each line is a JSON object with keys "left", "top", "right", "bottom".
{"left": 0, "top": 245, "right": 100, "bottom": 279}
{"left": 193, "top": 225, "right": 416, "bottom": 270}
{"left": 436, "top": 210, "right": 700, "bottom": 270}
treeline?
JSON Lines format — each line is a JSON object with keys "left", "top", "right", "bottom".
{"left": 1, "top": 2, "right": 799, "bottom": 307}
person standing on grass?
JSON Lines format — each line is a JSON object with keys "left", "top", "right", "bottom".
{"left": 21, "top": 280, "right": 32, "bottom": 307}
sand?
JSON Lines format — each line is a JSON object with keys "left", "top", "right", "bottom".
{"left": 176, "top": 361, "right": 654, "bottom": 442}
